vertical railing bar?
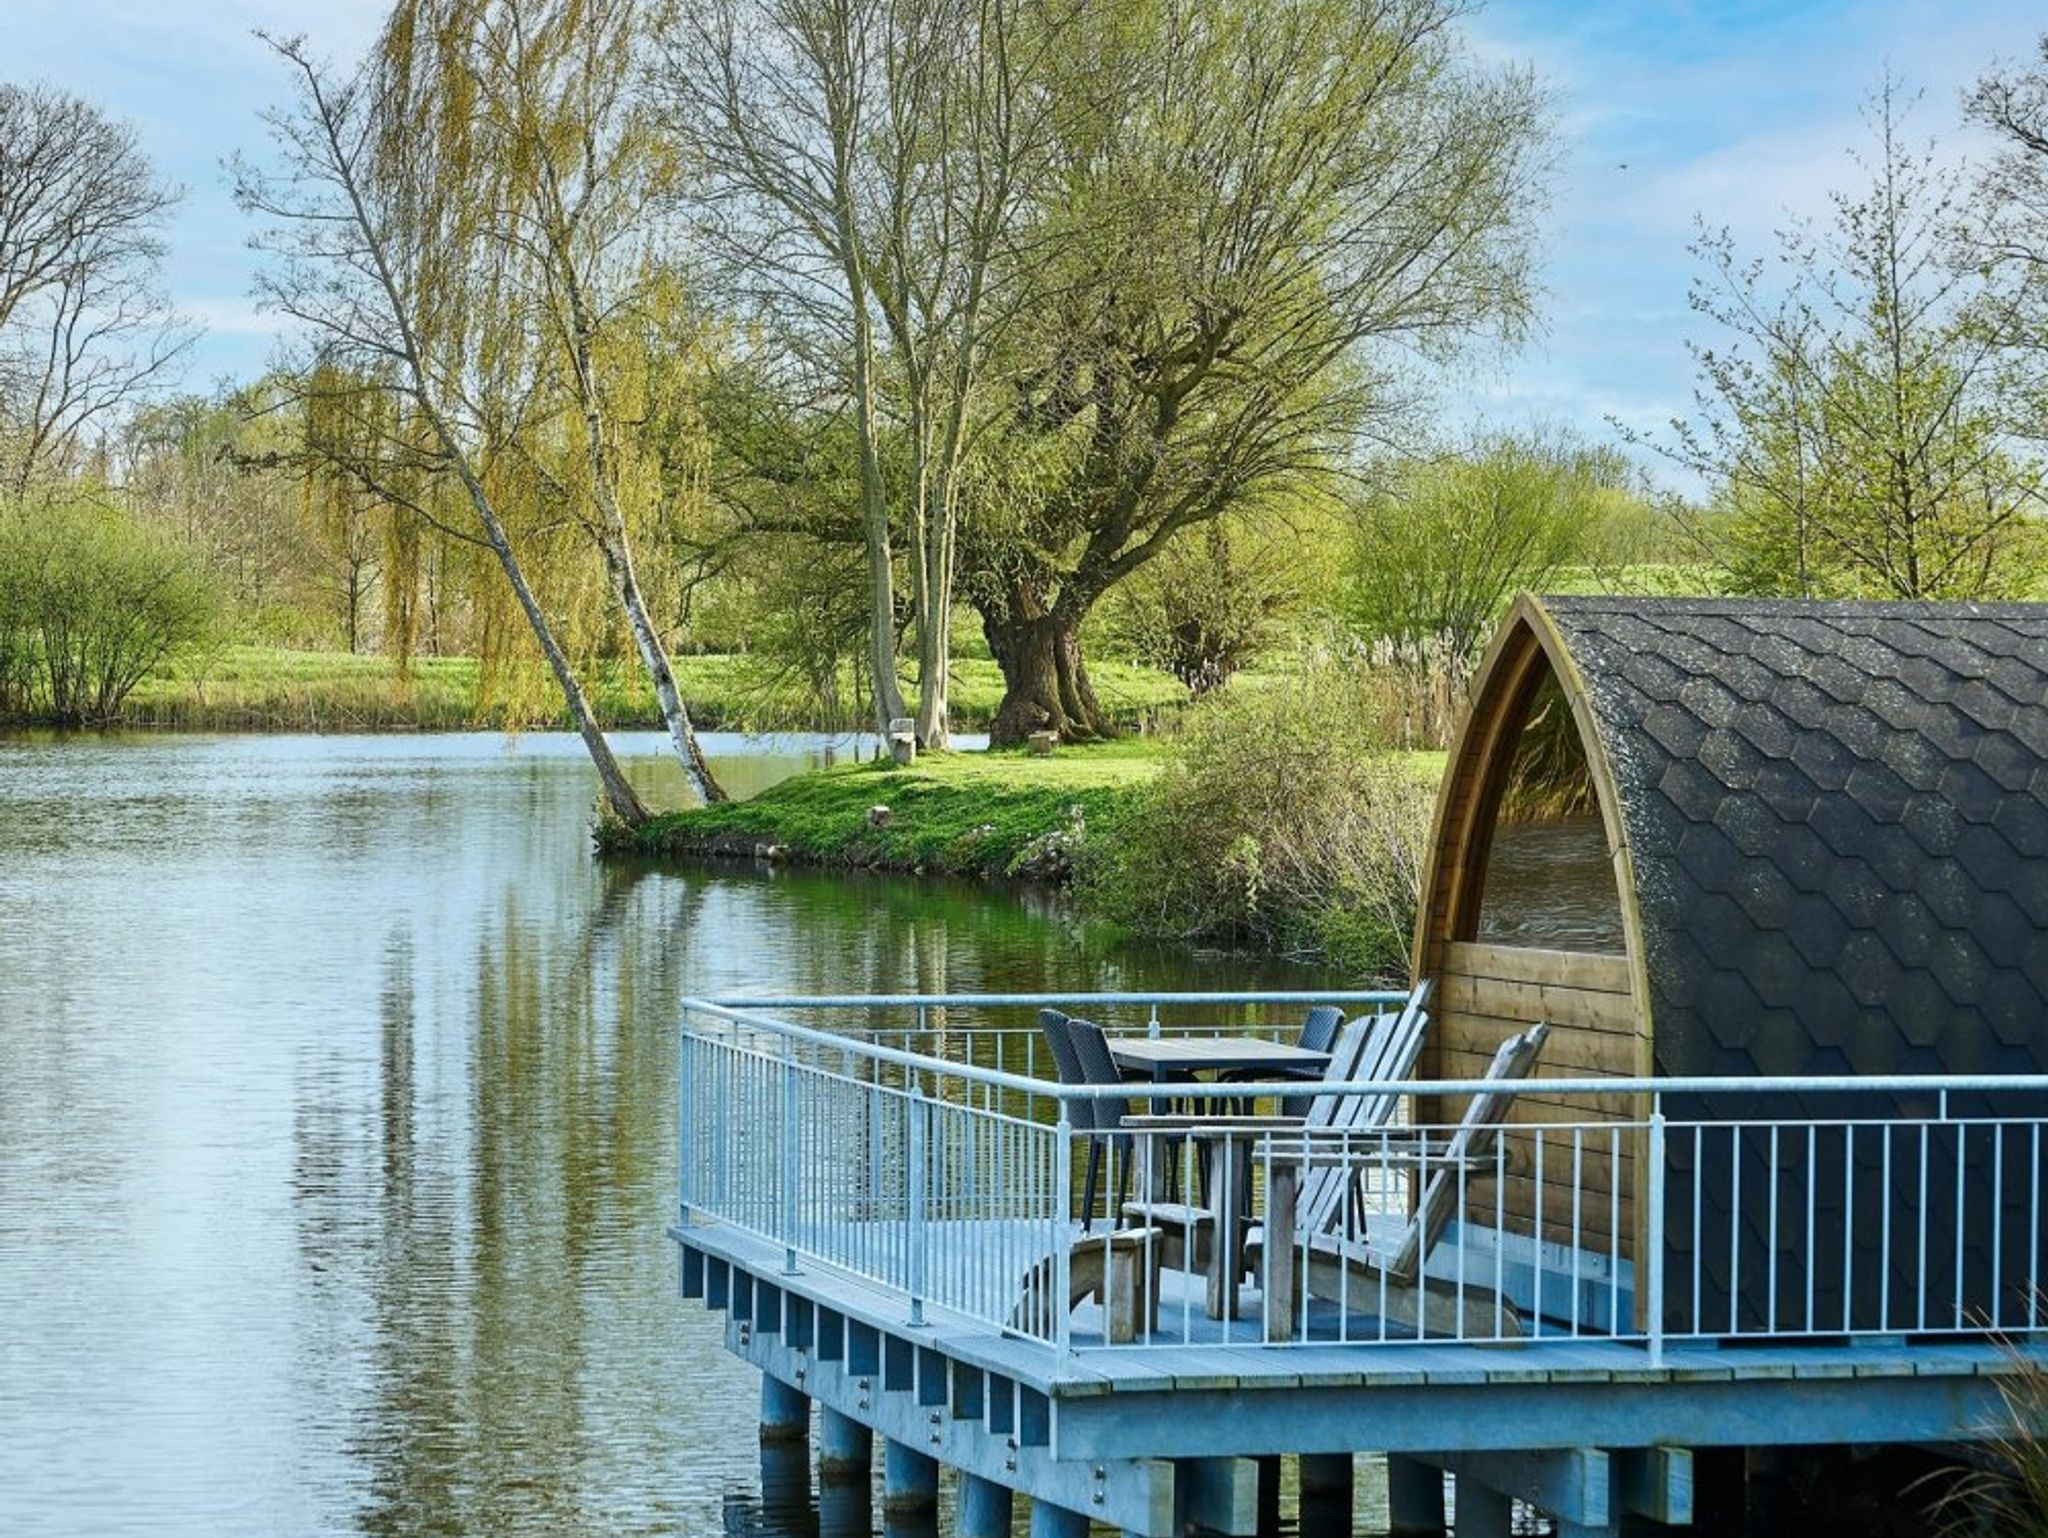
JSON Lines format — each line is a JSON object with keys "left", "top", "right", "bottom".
{"left": 1064, "top": 1114, "right": 1081, "bottom": 1351}
{"left": 1690, "top": 1124, "right": 1702, "bottom": 1339}
{"left": 782, "top": 1034, "right": 800, "bottom": 1274}
{"left": 1954, "top": 1119, "right": 1968, "bottom": 1332}
{"left": 1917, "top": 1123, "right": 1930, "bottom": 1333}
{"left": 1880, "top": 1128, "right": 1894, "bottom": 1332}
{"left": 1841, "top": 1124, "right": 1855, "bottom": 1335}
{"left": 1992, "top": 1120, "right": 2006, "bottom": 1330}
{"left": 1570, "top": 1128, "right": 1583, "bottom": 1339}
{"left": 1804, "top": 1123, "right": 1816, "bottom": 1333}
{"left": 679, "top": 1006, "right": 694, "bottom": 1226}
{"left": 1608, "top": 1125, "right": 1620, "bottom": 1340}
{"left": 1647, "top": 1105, "right": 1666, "bottom": 1366}
{"left": 1767, "top": 1123, "right": 1780, "bottom": 1337}
{"left": 2032, "top": 1123, "right": 2042, "bottom": 1331}
{"left": 1728, "top": 1124, "right": 1741, "bottom": 1337}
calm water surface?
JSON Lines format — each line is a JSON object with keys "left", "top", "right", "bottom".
{"left": 0, "top": 731, "right": 1332, "bottom": 1538}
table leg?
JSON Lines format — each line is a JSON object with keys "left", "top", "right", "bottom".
{"left": 1265, "top": 1161, "right": 1299, "bottom": 1343}
{"left": 1205, "top": 1140, "right": 1249, "bottom": 1321}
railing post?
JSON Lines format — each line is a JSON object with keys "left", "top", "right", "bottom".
{"left": 908, "top": 1080, "right": 928, "bottom": 1327}
{"left": 1147, "top": 1001, "right": 1161, "bottom": 1039}
{"left": 1647, "top": 1102, "right": 1667, "bottom": 1367}
{"left": 1054, "top": 1108, "right": 1074, "bottom": 1357}
{"left": 679, "top": 1005, "right": 694, "bottom": 1225}
{"left": 782, "top": 1033, "right": 800, "bottom": 1275}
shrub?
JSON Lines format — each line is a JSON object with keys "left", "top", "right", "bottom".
{"left": 0, "top": 494, "right": 223, "bottom": 724}
{"left": 1076, "top": 665, "right": 1439, "bottom": 980}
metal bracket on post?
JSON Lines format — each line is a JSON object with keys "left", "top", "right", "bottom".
{"left": 908, "top": 1081, "right": 928, "bottom": 1328}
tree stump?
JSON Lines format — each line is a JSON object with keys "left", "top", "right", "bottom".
{"left": 887, "top": 716, "right": 917, "bottom": 766}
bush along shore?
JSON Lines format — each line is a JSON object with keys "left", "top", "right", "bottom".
{"left": 610, "top": 668, "right": 1450, "bottom": 982}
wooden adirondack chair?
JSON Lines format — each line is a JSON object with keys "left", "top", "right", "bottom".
{"left": 1120, "top": 982, "right": 1433, "bottom": 1276}
{"left": 1252, "top": 1020, "right": 1551, "bottom": 1340}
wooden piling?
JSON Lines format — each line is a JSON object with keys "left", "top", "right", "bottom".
{"left": 957, "top": 1473, "right": 1014, "bottom": 1538}
{"left": 819, "top": 1406, "right": 872, "bottom": 1482}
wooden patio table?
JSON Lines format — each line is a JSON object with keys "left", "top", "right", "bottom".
{"left": 1124, "top": 1114, "right": 1485, "bottom": 1343}
{"left": 1107, "top": 1035, "right": 1331, "bottom": 1081}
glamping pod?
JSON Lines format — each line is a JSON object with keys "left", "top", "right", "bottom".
{"left": 1414, "top": 595, "right": 2048, "bottom": 1332}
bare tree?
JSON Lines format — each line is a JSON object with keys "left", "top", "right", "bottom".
{"left": 236, "top": 34, "right": 655, "bottom": 825}
{"left": 0, "top": 83, "right": 193, "bottom": 493}
{"left": 654, "top": 0, "right": 1063, "bottom": 747}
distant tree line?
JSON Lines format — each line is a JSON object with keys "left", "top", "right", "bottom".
{"left": 6, "top": 12, "right": 2048, "bottom": 798}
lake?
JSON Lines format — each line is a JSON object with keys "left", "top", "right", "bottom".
{"left": 0, "top": 732, "right": 1334, "bottom": 1538}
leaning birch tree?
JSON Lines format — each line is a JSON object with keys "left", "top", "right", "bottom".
{"left": 237, "top": 33, "right": 654, "bottom": 825}
{"left": 396, "top": 0, "right": 727, "bottom": 801}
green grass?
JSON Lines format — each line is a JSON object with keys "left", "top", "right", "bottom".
{"left": 118, "top": 646, "right": 1205, "bottom": 734}
{"left": 614, "top": 739, "right": 1171, "bottom": 878}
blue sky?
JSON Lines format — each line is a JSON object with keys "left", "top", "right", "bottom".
{"left": 2, "top": 0, "right": 2041, "bottom": 480}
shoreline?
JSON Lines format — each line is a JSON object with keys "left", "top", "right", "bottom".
{"left": 602, "top": 743, "right": 1167, "bottom": 882}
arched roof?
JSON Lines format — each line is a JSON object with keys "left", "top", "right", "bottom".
{"left": 1522, "top": 595, "right": 2048, "bottom": 1080}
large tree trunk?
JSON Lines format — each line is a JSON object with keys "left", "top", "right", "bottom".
{"left": 981, "top": 589, "right": 1111, "bottom": 747}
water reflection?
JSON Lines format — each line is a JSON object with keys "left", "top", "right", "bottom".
{"left": 0, "top": 731, "right": 1334, "bottom": 1538}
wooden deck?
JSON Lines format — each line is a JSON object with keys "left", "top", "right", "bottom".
{"left": 673, "top": 992, "right": 2048, "bottom": 1537}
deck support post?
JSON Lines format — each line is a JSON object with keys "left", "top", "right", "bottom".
{"left": 1028, "top": 1498, "right": 1090, "bottom": 1538}
{"left": 1427, "top": 1450, "right": 1611, "bottom": 1534}
{"left": 1176, "top": 1456, "right": 1259, "bottom": 1536}
{"left": 883, "top": 1439, "right": 940, "bottom": 1516}
{"left": 818, "top": 1406, "right": 872, "bottom": 1482}
{"left": 1452, "top": 1477, "right": 1513, "bottom": 1538}
{"left": 1297, "top": 1454, "right": 1352, "bottom": 1538}
{"left": 761, "top": 1374, "right": 810, "bottom": 1445}
{"left": 957, "top": 1473, "right": 1013, "bottom": 1538}
{"left": 1385, "top": 1455, "right": 1446, "bottom": 1537}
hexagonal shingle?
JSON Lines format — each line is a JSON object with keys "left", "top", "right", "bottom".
{"left": 1529, "top": 596, "right": 2048, "bottom": 1104}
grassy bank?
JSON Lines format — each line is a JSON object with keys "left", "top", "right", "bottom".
{"left": 113, "top": 646, "right": 1202, "bottom": 733}
{"left": 610, "top": 740, "right": 1169, "bottom": 878}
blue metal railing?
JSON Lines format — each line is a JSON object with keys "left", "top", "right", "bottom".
{"left": 677, "top": 992, "right": 2048, "bottom": 1358}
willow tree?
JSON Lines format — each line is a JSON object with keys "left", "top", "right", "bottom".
{"left": 238, "top": 34, "right": 653, "bottom": 825}
{"left": 965, "top": 0, "right": 1549, "bottom": 743}
{"left": 654, "top": 0, "right": 1066, "bottom": 747}
{"left": 397, "top": 0, "right": 727, "bottom": 800}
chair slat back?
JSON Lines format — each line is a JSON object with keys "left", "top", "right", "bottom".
{"left": 1387, "top": 1020, "right": 1550, "bottom": 1283}
{"left": 1293, "top": 987, "right": 1432, "bottom": 1238}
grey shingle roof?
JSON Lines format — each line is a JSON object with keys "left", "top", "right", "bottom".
{"left": 1536, "top": 596, "right": 2048, "bottom": 1332}
{"left": 1542, "top": 595, "right": 2048, "bottom": 1082}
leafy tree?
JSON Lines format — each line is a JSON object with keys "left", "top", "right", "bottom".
{"left": 964, "top": 0, "right": 1548, "bottom": 743}
{"left": 1101, "top": 512, "right": 1323, "bottom": 695}
{"left": 0, "top": 493, "right": 221, "bottom": 724}
{"left": 1341, "top": 431, "right": 1641, "bottom": 662}
{"left": 1640, "top": 84, "right": 2047, "bottom": 600}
